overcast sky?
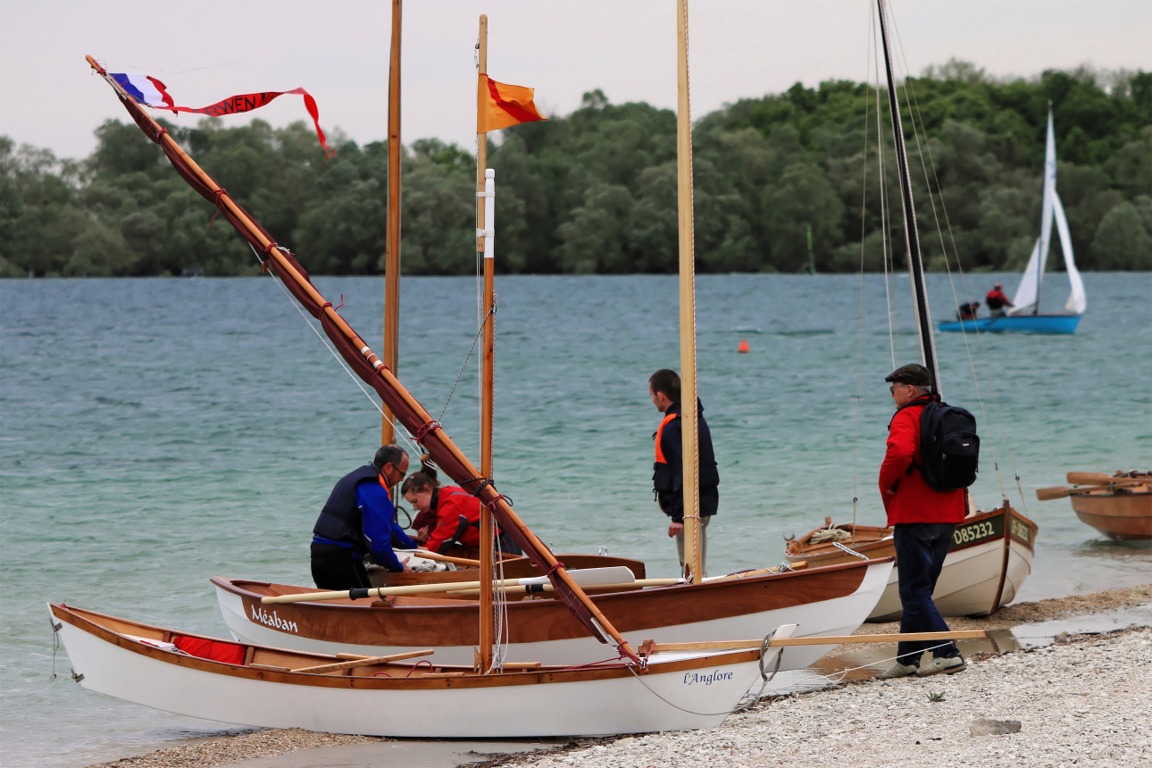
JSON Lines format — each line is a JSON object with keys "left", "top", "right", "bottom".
{"left": 3, "top": 0, "right": 1150, "bottom": 161}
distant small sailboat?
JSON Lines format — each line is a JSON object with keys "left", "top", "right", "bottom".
{"left": 940, "top": 108, "right": 1086, "bottom": 335}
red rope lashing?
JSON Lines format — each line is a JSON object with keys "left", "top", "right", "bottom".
{"left": 207, "top": 188, "right": 228, "bottom": 228}
{"left": 412, "top": 420, "right": 441, "bottom": 442}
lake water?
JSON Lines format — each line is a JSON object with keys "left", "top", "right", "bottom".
{"left": 1, "top": 273, "right": 1150, "bottom": 766}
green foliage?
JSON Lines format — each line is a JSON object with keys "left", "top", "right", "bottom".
{"left": 2, "top": 64, "right": 1148, "bottom": 276}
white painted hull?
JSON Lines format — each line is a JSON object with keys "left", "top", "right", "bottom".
{"left": 215, "top": 560, "right": 893, "bottom": 670}
{"left": 868, "top": 533, "right": 1035, "bottom": 621}
{"left": 50, "top": 604, "right": 766, "bottom": 738}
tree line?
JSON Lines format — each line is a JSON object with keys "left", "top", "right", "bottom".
{"left": 2, "top": 62, "right": 1149, "bottom": 277}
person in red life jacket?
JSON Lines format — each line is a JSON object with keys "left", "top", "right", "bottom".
{"left": 985, "top": 283, "right": 1013, "bottom": 317}
{"left": 310, "top": 444, "right": 416, "bottom": 589}
{"left": 877, "top": 364, "right": 967, "bottom": 679}
{"left": 401, "top": 469, "right": 482, "bottom": 554}
{"left": 648, "top": 368, "right": 719, "bottom": 575}
{"left": 401, "top": 466, "right": 524, "bottom": 556}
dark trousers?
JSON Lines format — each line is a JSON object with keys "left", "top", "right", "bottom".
{"left": 310, "top": 542, "right": 369, "bottom": 589}
{"left": 893, "top": 523, "right": 960, "bottom": 665}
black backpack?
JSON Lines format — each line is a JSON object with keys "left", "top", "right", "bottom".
{"left": 917, "top": 401, "right": 979, "bottom": 491}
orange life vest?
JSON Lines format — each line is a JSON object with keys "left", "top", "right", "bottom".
{"left": 654, "top": 412, "right": 678, "bottom": 464}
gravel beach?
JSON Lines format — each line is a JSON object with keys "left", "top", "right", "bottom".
{"left": 86, "top": 585, "right": 1151, "bottom": 768}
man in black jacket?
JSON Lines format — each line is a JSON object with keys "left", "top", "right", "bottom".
{"left": 648, "top": 368, "right": 719, "bottom": 574}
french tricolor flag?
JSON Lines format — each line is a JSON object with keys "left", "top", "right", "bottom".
{"left": 110, "top": 73, "right": 175, "bottom": 110}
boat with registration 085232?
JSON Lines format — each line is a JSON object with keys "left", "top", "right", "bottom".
{"left": 785, "top": 502, "right": 1037, "bottom": 620}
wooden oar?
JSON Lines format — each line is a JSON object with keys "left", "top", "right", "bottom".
{"left": 444, "top": 577, "right": 683, "bottom": 597}
{"left": 645, "top": 629, "right": 988, "bottom": 653}
{"left": 261, "top": 566, "right": 638, "bottom": 604}
{"left": 293, "top": 648, "right": 434, "bottom": 674}
{"left": 1038, "top": 478, "right": 1149, "bottom": 500}
{"left": 1066, "top": 471, "right": 1150, "bottom": 486}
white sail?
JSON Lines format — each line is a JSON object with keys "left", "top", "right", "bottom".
{"left": 1009, "top": 108, "right": 1083, "bottom": 317}
{"left": 1011, "top": 239, "right": 1042, "bottom": 312}
{"left": 1054, "top": 191, "right": 1086, "bottom": 314}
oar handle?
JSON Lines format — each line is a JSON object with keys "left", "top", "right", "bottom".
{"left": 408, "top": 550, "right": 482, "bottom": 567}
{"left": 1036, "top": 485, "right": 1074, "bottom": 501}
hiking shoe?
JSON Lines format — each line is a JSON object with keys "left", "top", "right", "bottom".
{"left": 917, "top": 655, "right": 966, "bottom": 677}
{"left": 877, "top": 662, "right": 919, "bottom": 679}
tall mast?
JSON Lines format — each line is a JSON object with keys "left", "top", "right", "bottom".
{"left": 381, "top": 0, "right": 402, "bottom": 443}
{"left": 876, "top": 0, "right": 939, "bottom": 393}
{"left": 675, "top": 0, "right": 702, "bottom": 581}
{"left": 474, "top": 14, "right": 496, "bottom": 670}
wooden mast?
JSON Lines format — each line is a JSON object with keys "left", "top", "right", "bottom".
{"left": 474, "top": 14, "right": 496, "bottom": 671}
{"left": 875, "top": 0, "right": 939, "bottom": 393}
{"left": 675, "top": 0, "right": 703, "bottom": 582}
{"left": 381, "top": 0, "right": 402, "bottom": 443}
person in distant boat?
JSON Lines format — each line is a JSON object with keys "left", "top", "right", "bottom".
{"left": 956, "top": 301, "right": 980, "bottom": 321}
{"left": 401, "top": 467, "right": 522, "bottom": 556}
{"left": 985, "top": 284, "right": 1013, "bottom": 317}
{"left": 648, "top": 368, "right": 719, "bottom": 576}
{"left": 310, "top": 444, "right": 416, "bottom": 589}
{"left": 876, "top": 364, "right": 967, "bottom": 679}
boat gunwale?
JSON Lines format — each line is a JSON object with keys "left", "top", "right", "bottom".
{"left": 50, "top": 602, "right": 765, "bottom": 691}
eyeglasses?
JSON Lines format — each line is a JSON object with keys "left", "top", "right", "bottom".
{"left": 385, "top": 463, "right": 406, "bottom": 482}
{"left": 889, "top": 383, "right": 910, "bottom": 394}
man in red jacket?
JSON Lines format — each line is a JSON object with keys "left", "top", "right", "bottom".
{"left": 877, "top": 364, "right": 967, "bottom": 679}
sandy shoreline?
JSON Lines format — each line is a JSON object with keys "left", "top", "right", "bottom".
{"left": 86, "top": 585, "right": 1151, "bottom": 768}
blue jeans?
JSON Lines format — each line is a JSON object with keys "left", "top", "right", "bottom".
{"left": 893, "top": 523, "right": 960, "bottom": 665}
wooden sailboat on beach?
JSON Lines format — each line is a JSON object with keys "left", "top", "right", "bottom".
{"left": 56, "top": 51, "right": 780, "bottom": 737}
{"left": 938, "top": 107, "right": 1086, "bottom": 335}
{"left": 785, "top": 0, "right": 1037, "bottom": 620}
{"left": 59, "top": 13, "right": 893, "bottom": 734}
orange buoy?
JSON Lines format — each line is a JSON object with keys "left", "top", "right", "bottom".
{"left": 737, "top": 339, "right": 750, "bottom": 354}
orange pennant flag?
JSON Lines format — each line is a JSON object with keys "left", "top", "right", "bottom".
{"left": 477, "top": 73, "right": 545, "bottom": 133}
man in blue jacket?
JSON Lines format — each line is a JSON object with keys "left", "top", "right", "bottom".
{"left": 310, "top": 444, "right": 416, "bottom": 589}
